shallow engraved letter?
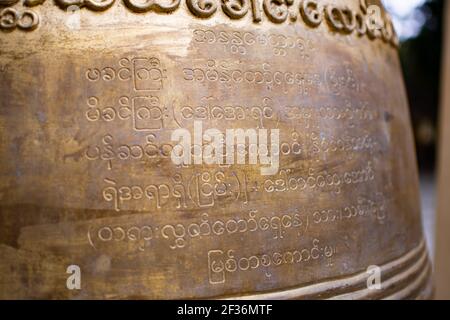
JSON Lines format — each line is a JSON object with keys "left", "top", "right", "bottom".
{"left": 221, "top": 0, "right": 249, "bottom": 19}
{"left": 186, "top": 0, "right": 218, "bottom": 18}
{"left": 123, "top": 0, "right": 181, "bottom": 13}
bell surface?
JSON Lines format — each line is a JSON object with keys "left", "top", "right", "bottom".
{"left": 0, "top": 0, "right": 433, "bottom": 299}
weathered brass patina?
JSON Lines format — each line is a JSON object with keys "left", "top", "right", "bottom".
{"left": 0, "top": 0, "right": 433, "bottom": 299}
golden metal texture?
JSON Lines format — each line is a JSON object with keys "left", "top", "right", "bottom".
{"left": 0, "top": 0, "right": 433, "bottom": 299}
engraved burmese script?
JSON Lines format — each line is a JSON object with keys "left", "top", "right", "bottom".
{"left": 78, "top": 3, "right": 391, "bottom": 290}
{"left": 0, "top": 0, "right": 432, "bottom": 299}
{"left": 82, "top": 28, "right": 387, "bottom": 288}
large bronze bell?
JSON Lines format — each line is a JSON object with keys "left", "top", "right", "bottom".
{"left": 0, "top": 0, "right": 433, "bottom": 299}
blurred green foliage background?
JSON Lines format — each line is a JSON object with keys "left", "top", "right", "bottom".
{"left": 398, "top": 0, "right": 444, "bottom": 172}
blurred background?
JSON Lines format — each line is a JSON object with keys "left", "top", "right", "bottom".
{"left": 382, "top": 0, "right": 444, "bottom": 260}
